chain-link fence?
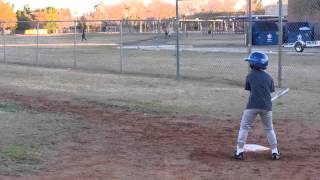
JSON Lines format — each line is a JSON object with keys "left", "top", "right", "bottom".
{"left": 282, "top": 0, "right": 320, "bottom": 93}
{"left": 0, "top": 0, "right": 320, "bottom": 91}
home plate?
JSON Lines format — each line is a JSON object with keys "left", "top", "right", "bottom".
{"left": 244, "top": 144, "right": 270, "bottom": 152}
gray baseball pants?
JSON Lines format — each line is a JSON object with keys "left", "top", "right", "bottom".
{"left": 237, "top": 109, "right": 278, "bottom": 149}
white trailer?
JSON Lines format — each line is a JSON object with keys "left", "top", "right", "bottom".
{"left": 283, "top": 40, "right": 320, "bottom": 52}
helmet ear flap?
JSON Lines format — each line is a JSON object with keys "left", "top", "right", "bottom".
{"left": 250, "top": 63, "right": 265, "bottom": 70}
{"left": 249, "top": 64, "right": 256, "bottom": 69}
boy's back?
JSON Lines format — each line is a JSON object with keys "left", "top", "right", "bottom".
{"left": 245, "top": 69, "right": 275, "bottom": 111}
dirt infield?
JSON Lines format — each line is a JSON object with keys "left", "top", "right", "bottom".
{"left": 0, "top": 92, "right": 319, "bottom": 180}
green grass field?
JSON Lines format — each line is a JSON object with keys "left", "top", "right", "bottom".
{"left": 1, "top": 32, "right": 320, "bottom": 119}
{"left": 2, "top": 33, "right": 320, "bottom": 88}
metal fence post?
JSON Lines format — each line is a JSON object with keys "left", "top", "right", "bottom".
{"left": 278, "top": 0, "right": 283, "bottom": 88}
{"left": 248, "top": 0, "right": 252, "bottom": 55}
{"left": 36, "top": 21, "right": 39, "bottom": 66}
{"left": 73, "top": 20, "right": 77, "bottom": 68}
{"left": 3, "top": 27, "right": 5, "bottom": 63}
{"left": 176, "top": 0, "right": 180, "bottom": 79}
{"left": 120, "top": 20, "right": 123, "bottom": 73}
{"left": 2, "top": 24, "right": 6, "bottom": 63}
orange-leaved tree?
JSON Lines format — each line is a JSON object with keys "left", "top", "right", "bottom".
{"left": 33, "top": 7, "right": 60, "bottom": 33}
{"left": 0, "top": 0, "right": 17, "bottom": 30}
{"left": 146, "top": 0, "right": 175, "bottom": 19}
{"left": 58, "top": 8, "right": 73, "bottom": 30}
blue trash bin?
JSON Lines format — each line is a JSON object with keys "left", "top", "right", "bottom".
{"left": 283, "top": 22, "right": 314, "bottom": 43}
{"left": 252, "top": 21, "right": 278, "bottom": 45}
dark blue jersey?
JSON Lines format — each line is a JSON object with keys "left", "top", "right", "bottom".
{"left": 245, "top": 69, "right": 275, "bottom": 111}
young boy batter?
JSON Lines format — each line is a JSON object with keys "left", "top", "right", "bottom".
{"left": 234, "top": 52, "right": 280, "bottom": 160}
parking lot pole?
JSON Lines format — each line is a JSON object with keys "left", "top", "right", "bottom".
{"left": 248, "top": 0, "right": 252, "bottom": 55}
{"left": 278, "top": 0, "right": 283, "bottom": 88}
{"left": 120, "top": 20, "right": 123, "bottom": 73}
{"left": 36, "top": 21, "right": 39, "bottom": 66}
{"left": 176, "top": 0, "right": 180, "bottom": 79}
{"left": 2, "top": 25, "right": 6, "bottom": 63}
{"left": 246, "top": 0, "right": 252, "bottom": 73}
{"left": 73, "top": 20, "right": 77, "bottom": 69}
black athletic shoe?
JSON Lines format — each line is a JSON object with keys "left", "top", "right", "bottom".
{"left": 234, "top": 150, "right": 244, "bottom": 160}
{"left": 272, "top": 150, "right": 281, "bottom": 160}
{"left": 272, "top": 153, "right": 280, "bottom": 160}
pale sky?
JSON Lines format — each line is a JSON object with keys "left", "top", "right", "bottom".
{"left": 4, "top": 0, "right": 279, "bottom": 16}
{"left": 3, "top": 0, "right": 159, "bottom": 16}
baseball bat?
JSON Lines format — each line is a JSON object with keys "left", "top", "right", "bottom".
{"left": 271, "top": 88, "right": 290, "bottom": 102}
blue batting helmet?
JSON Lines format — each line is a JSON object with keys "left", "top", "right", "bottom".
{"left": 244, "top": 52, "right": 269, "bottom": 69}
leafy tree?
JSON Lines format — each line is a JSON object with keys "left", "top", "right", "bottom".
{"left": 253, "top": 0, "right": 265, "bottom": 14}
{"left": 0, "top": 0, "right": 17, "bottom": 30}
{"left": 58, "top": 8, "right": 73, "bottom": 30}
{"left": 107, "top": 4, "right": 127, "bottom": 19}
{"left": 90, "top": 0, "right": 175, "bottom": 20}
{"left": 180, "top": 0, "right": 203, "bottom": 16}
{"left": 146, "top": 0, "right": 175, "bottom": 19}
{"left": 122, "top": 0, "right": 146, "bottom": 19}
{"left": 34, "top": 7, "right": 59, "bottom": 33}
{"left": 90, "top": 3, "right": 124, "bottom": 20}
{"left": 76, "top": 16, "right": 87, "bottom": 30}
{"left": 91, "top": 2, "right": 107, "bottom": 20}
{"left": 16, "top": 5, "right": 34, "bottom": 32}
{"left": 58, "top": 8, "right": 72, "bottom": 21}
